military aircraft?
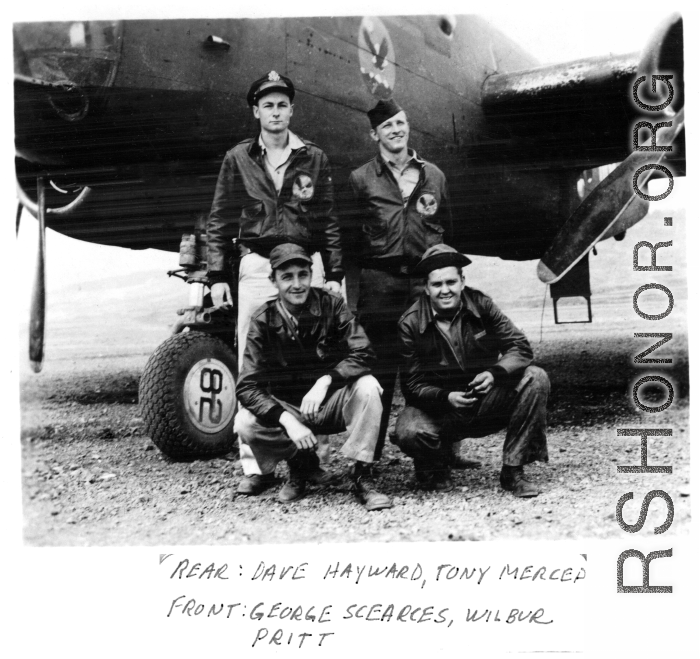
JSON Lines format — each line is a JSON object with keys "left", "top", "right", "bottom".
{"left": 14, "top": 14, "right": 685, "bottom": 459}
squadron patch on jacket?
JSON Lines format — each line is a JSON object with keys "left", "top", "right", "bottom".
{"left": 292, "top": 174, "right": 315, "bottom": 201}
{"left": 416, "top": 192, "right": 438, "bottom": 217}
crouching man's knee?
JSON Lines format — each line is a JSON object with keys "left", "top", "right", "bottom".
{"left": 233, "top": 407, "right": 257, "bottom": 445}
{"left": 352, "top": 375, "right": 383, "bottom": 402}
{"left": 522, "top": 365, "right": 550, "bottom": 396}
{"left": 394, "top": 406, "right": 439, "bottom": 452}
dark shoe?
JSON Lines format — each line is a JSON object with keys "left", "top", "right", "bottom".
{"left": 279, "top": 454, "right": 307, "bottom": 503}
{"left": 500, "top": 466, "right": 539, "bottom": 498}
{"left": 450, "top": 454, "right": 482, "bottom": 470}
{"left": 305, "top": 451, "right": 341, "bottom": 486}
{"left": 432, "top": 468, "right": 456, "bottom": 492}
{"left": 236, "top": 473, "right": 277, "bottom": 496}
{"left": 278, "top": 478, "right": 306, "bottom": 502}
{"left": 414, "top": 461, "right": 453, "bottom": 491}
{"left": 414, "top": 460, "right": 435, "bottom": 490}
{"left": 352, "top": 463, "right": 393, "bottom": 511}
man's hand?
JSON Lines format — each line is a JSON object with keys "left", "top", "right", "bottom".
{"left": 468, "top": 371, "right": 495, "bottom": 395}
{"left": 300, "top": 375, "right": 332, "bottom": 424}
{"left": 324, "top": 280, "right": 342, "bottom": 295}
{"left": 448, "top": 391, "right": 478, "bottom": 409}
{"left": 280, "top": 411, "right": 318, "bottom": 450}
{"left": 210, "top": 282, "right": 233, "bottom": 309}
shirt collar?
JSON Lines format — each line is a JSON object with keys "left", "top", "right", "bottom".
{"left": 430, "top": 302, "right": 464, "bottom": 323}
{"left": 270, "top": 287, "right": 323, "bottom": 328}
{"left": 375, "top": 148, "right": 424, "bottom": 174}
{"left": 256, "top": 130, "right": 305, "bottom": 155}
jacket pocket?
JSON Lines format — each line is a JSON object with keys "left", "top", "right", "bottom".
{"left": 240, "top": 202, "right": 265, "bottom": 238}
{"left": 283, "top": 201, "right": 313, "bottom": 242}
{"left": 423, "top": 220, "right": 445, "bottom": 247}
{"left": 361, "top": 221, "right": 387, "bottom": 253}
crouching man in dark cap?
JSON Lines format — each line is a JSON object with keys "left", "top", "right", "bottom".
{"left": 234, "top": 243, "right": 392, "bottom": 510}
{"left": 394, "top": 244, "right": 550, "bottom": 497}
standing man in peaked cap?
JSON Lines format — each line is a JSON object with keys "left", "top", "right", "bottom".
{"left": 207, "top": 71, "right": 345, "bottom": 495}
{"left": 349, "top": 98, "right": 453, "bottom": 460}
{"left": 395, "top": 244, "right": 550, "bottom": 495}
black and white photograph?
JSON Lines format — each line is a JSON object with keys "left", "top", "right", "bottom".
{"left": 5, "top": 3, "right": 697, "bottom": 657}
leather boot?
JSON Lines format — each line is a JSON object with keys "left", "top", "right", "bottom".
{"left": 236, "top": 473, "right": 277, "bottom": 496}
{"left": 500, "top": 465, "right": 539, "bottom": 498}
{"left": 278, "top": 452, "right": 308, "bottom": 502}
{"left": 351, "top": 462, "right": 392, "bottom": 511}
{"left": 305, "top": 451, "right": 341, "bottom": 486}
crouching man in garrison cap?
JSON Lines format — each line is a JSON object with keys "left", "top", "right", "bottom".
{"left": 394, "top": 244, "right": 550, "bottom": 496}
{"left": 349, "top": 98, "right": 452, "bottom": 460}
{"left": 234, "top": 244, "right": 392, "bottom": 510}
{"left": 206, "top": 71, "right": 344, "bottom": 494}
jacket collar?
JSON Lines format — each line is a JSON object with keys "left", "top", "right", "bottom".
{"left": 374, "top": 148, "right": 424, "bottom": 175}
{"left": 417, "top": 288, "right": 482, "bottom": 334}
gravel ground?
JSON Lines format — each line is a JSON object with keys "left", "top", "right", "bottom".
{"left": 19, "top": 332, "right": 690, "bottom": 546}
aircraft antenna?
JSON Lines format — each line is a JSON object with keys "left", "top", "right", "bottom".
{"left": 538, "top": 284, "right": 548, "bottom": 344}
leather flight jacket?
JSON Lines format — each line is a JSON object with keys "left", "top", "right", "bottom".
{"left": 398, "top": 288, "right": 534, "bottom": 412}
{"left": 207, "top": 135, "right": 344, "bottom": 282}
{"left": 237, "top": 288, "right": 376, "bottom": 426}
{"left": 349, "top": 152, "right": 453, "bottom": 270}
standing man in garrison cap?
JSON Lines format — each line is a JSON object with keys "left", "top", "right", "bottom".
{"left": 207, "top": 71, "right": 344, "bottom": 495}
{"left": 349, "top": 98, "right": 453, "bottom": 460}
{"left": 396, "top": 244, "right": 550, "bottom": 495}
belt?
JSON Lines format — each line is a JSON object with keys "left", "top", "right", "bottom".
{"left": 362, "top": 258, "right": 417, "bottom": 277}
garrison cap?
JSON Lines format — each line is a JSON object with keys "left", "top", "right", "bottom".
{"left": 413, "top": 244, "right": 472, "bottom": 276}
{"left": 269, "top": 243, "right": 312, "bottom": 270}
{"left": 368, "top": 98, "right": 403, "bottom": 129}
{"left": 247, "top": 70, "right": 295, "bottom": 106}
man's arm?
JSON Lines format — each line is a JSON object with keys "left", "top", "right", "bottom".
{"left": 326, "top": 298, "right": 376, "bottom": 382}
{"left": 315, "top": 151, "right": 345, "bottom": 285}
{"left": 480, "top": 295, "right": 534, "bottom": 380}
{"left": 235, "top": 311, "right": 289, "bottom": 426}
{"left": 207, "top": 153, "right": 240, "bottom": 305}
{"left": 398, "top": 316, "right": 452, "bottom": 409}
{"left": 238, "top": 310, "right": 320, "bottom": 443}
{"left": 298, "top": 298, "right": 373, "bottom": 423}
{"left": 437, "top": 172, "right": 454, "bottom": 246}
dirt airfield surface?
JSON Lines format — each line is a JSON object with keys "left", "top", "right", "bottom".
{"left": 17, "top": 211, "right": 690, "bottom": 545}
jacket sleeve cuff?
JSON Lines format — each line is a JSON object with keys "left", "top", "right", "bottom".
{"left": 328, "top": 370, "right": 343, "bottom": 384}
{"left": 487, "top": 365, "right": 507, "bottom": 382}
{"left": 265, "top": 404, "right": 286, "bottom": 427}
{"left": 436, "top": 389, "right": 450, "bottom": 403}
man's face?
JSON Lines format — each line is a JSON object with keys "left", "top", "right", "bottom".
{"left": 370, "top": 110, "right": 409, "bottom": 155}
{"left": 425, "top": 266, "right": 465, "bottom": 314}
{"left": 253, "top": 92, "right": 293, "bottom": 134}
{"left": 272, "top": 262, "right": 311, "bottom": 312}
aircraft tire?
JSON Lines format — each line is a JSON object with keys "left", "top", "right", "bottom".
{"left": 139, "top": 331, "right": 237, "bottom": 460}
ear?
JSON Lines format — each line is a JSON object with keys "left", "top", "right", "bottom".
{"left": 252, "top": 105, "right": 261, "bottom": 120}
{"left": 369, "top": 128, "right": 379, "bottom": 143}
{"left": 289, "top": 103, "right": 294, "bottom": 118}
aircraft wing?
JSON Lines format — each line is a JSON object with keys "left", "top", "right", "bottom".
{"left": 480, "top": 13, "right": 684, "bottom": 283}
{"left": 481, "top": 14, "right": 684, "bottom": 173}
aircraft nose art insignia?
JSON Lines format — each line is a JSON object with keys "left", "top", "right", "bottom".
{"left": 292, "top": 174, "right": 314, "bottom": 201}
{"left": 417, "top": 193, "right": 438, "bottom": 217}
{"left": 358, "top": 17, "right": 396, "bottom": 99}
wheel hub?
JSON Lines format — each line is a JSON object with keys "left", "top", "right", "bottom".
{"left": 183, "top": 357, "right": 236, "bottom": 434}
